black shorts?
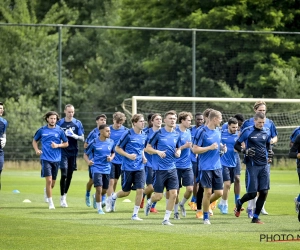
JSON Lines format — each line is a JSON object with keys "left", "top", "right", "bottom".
{"left": 110, "top": 163, "right": 122, "bottom": 180}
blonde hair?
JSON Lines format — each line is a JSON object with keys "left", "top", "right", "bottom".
{"left": 253, "top": 101, "right": 266, "bottom": 111}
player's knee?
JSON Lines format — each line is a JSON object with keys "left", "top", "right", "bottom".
{"left": 259, "top": 189, "right": 268, "bottom": 199}
{"left": 234, "top": 175, "right": 240, "bottom": 183}
{"left": 186, "top": 186, "right": 193, "bottom": 193}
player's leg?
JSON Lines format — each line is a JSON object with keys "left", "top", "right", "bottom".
{"left": 0, "top": 151, "right": 4, "bottom": 190}
{"left": 62, "top": 156, "right": 76, "bottom": 207}
{"left": 59, "top": 155, "right": 68, "bottom": 207}
{"left": 200, "top": 170, "right": 214, "bottom": 224}
{"left": 234, "top": 154, "right": 241, "bottom": 204}
{"left": 179, "top": 168, "right": 193, "bottom": 217}
{"left": 85, "top": 166, "right": 93, "bottom": 207}
{"left": 131, "top": 170, "right": 145, "bottom": 220}
{"left": 109, "top": 170, "right": 132, "bottom": 212}
{"left": 219, "top": 166, "right": 229, "bottom": 214}
{"left": 189, "top": 161, "right": 198, "bottom": 211}
{"left": 94, "top": 173, "right": 105, "bottom": 214}
{"left": 173, "top": 168, "right": 182, "bottom": 220}
{"left": 196, "top": 170, "right": 204, "bottom": 219}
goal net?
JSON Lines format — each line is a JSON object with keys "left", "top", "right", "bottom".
{"left": 122, "top": 96, "right": 300, "bottom": 155}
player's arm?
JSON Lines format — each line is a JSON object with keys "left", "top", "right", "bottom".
{"left": 270, "top": 135, "right": 278, "bottom": 145}
{"left": 289, "top": 134, "right": 300, "bottom": 159}
{"left": 83, "top": 153, "right": 94, "bottom": 166}
{"left": 51, "top": 141, "right": 69, "bottom": 149}
{"left": 65, "top": 128, "right": 84, "bottom": 141}
{"left": 32, "top": 139, "right": 42, "bottom": 155}
{"left": 0, "top": 133, "right": 6, "bottom": 148}
{"left": 145, "top": 143, "right": 166, "bottom": 158}
{"left": 192, "top": 143, "right": 218, "bottom": 154}
{"left": 115, "top": 145, "right": 136, "bottom": 161}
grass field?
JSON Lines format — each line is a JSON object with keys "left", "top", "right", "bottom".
{"left": 1, "top": 169, "right": 300, "bottom": 250}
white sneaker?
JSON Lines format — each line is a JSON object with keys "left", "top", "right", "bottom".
{"left": 162, "top": 220, "right": 173, "bottom": 226}
{"left": 260, "top": 207, "right": 268, "bottom": 215}
{"left": 131, "top": 214, "right": 143, "bottom": 221}
{"left": 105, "top": 196, "right": 112, "bottom": 212}
{"left": 203, "top": 219, "right": 211, "bottom": 225}
{"left": 49, "top": 203, "right": 55, "bottom": 210}
{"left": 44, "top": 188, "right": 49, "bottom": 203}
{"left": 179, "top": 203, "right": 186, "bottom": 217}
{"left": 60, "top": 197, "right": 68, "bottom": 208}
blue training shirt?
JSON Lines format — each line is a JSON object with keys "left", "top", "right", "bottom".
{"left": 117, "top": 128, "right": 147, "bottom": 171}
{"left": 190, "top": 125, "right": 204, "bottom": 163}
{"left": 176, "top": 126, "right": 192, "bottom": 169}
{"left": 0, "top": 117, "right": 8, "bottom": 151}
{"left": 193, "top": 126, "right": 222, "bottom": 171}
{"left": 56, "top": 118, "right": 84, "bottom": 157}
{"left": 149, "top": 127, "right": 181, "bottom": 171}
{"left": 241, "top": 117, "right": 277, "bottom": 139}
{"left": 33, "top": 125, "right": 68, "bottom": 162}
{"left": 237, "top": 125, "right": 271, "bottom": 166}
{"left": 290, "top": 126, "right": 300, "bottom": 143}
{"left": 110, "top": 125, "right": 128, "bottom": 164}
{"left": 144, "top": 127, "right": 156, "bottom": 168}
{"left": 221, "top": 129, "right": 238, "bottom": 168}
{"left": 84, "top": 137, "right": 114, "bottom": 175}
{"left": 85, "top": 127, "right": 99, "bottom": 145}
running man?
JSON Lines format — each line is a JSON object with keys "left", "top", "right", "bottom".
{"left": 141, "top": 113, "right": 162, "bottom": 213}
{"left": 174, "top": 111, "right": 194, "bottom": 220}
{"left": 144, "top": 110, "right": 182, "bottom": 226}
{"left": 192, "top": 110, "right": 226, "bottom": 224}
{"left": 241, "top": 101, "right": 277, "bottom": 217}
{"left": 189, "top": 112, "right": 204, "bottom": 211}
{"left": 84, "top": 124, "right": 114, "bottom": 215}
{"left": 288, "top": 133, "right": 300, "bottom": 222}
{"left": 0, "top": 102, "right": 8, "bottom": 190}
{"left": 108, "top": 114, "right": 147, "bottom": 220}
{"left": 218, "top": 117, "right": 239, "bottom": 214}
{"left": 32, "top": 111, "right": 68, "bottom": 209}
{"left": 84, "top": 114, "right": 107, "bottom": 208}
{"left": 234, "top": 112, "right": 273, "bottom": 224}
{"left": 106, "top": 112, "right": 128, "bottom": 212}
{"left": 57, "top": 104, "right": 84, "bottom": 208}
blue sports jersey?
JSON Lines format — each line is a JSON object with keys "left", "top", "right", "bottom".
{"left": 290, "top": 126, "right": 300, "bottom": 143}
{"left": 194, "top": 126, "right": 222, "bottom": 171}
{"left": 190, "top": 125, "right": 204, "bottom": 163}
{"left": 0, "top": 117, "right": 8, "bottom": 152}
{"left": 85, "top": 127, "right": 99, "bottom": 145}
{"left": 56, "top": 118, "right": 84, "bottom": 157}
{"left": 221, "top": 123, "right": 228, "bottom": 130}
{"left": 237, "top": 125, "right": 271, "bottom": 166}
{"left": 117, "top": 128, "right": 147, "bottom": 171}
{"left": 85, "top": 137, "right": 114, "bottom": 175}
{"left": 221, "top": 129, "right": 238, "bottom": 168}
{"left": 110, "top": 125, "right": 128, "bottom": 164}
{"left": 149, "top": 127, "right": 181, "bottom": 171}
{"left": 241, "top": 117, "right": 277, "bottom": 139}
{"left": 144, "top": 127, "right": 156, "bottom": 168}
{"left": 176, "top": 126, "right": 192, "bottom": 169}
{"left": 33, "top": 125, "right": 68, "bottom": 162}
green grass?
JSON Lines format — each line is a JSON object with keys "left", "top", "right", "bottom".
{"left": 1, "top": 170, "right": 300, "bottom": 250}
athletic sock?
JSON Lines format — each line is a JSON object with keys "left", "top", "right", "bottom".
{"left": 181, "top": 197, "right": 188, "bottom": 205}
{"left": 297, "top": 194, "right": 300, "bottom": 202}
{"left": 86, "top": 191, "right": 90, "bottom": 197}
{"left": 151, "top": 202, "right": 157, "bottom": 208}
{"left": 220, "top": 198, "right": 225, "bottom": 205}
{"left": 112, "top": 193, "right": 117, "bottom": 200}
{"left": 143, "top": 193, "right": 146, "bottom": 198}
{"left": 166, "top": 199, "right": 169, "bottom": 207}
{"left": 235, "top": 194, "right": 240, "bottom": 204}
{"left": 253, "top": 213, "right": 259, "bottom": 219}
{"left": 102, "top": 194, "right": 106, "bottom": 203}
{"left": 174, "top": 203, "right": 179, "bottom": 213}
{"left": 203, "top": 212, "right": 209, "bottom": 220}
{"left": 133, "top": 205, "right": 140, "bottom": 215}
{"left": 96, "top": 202, "right": 101, "bottom": 210}
{"left": 163, "top": 210, "right": 172, "bottom": 221}
{"left": 191, "top": 196, "right": 196, "bottom": 203}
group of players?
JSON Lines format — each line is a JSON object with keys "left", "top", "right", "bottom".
{"left": 0, "top": 100, "right": 300, "bottom": 225}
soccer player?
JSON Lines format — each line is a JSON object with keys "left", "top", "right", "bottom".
{"left": 84, "top": 124, "right": 114, "bottom": 215}
{"left": 192, "top": 110, "right": 226, "bottom": 224}
{"left": 144, "top": 110, "right": 182, "bottom": 226}
{"left": 32, "top": 111, "right": 68, "bottom": 209}
{"left": 56, "top": 104, "right": 84, "bottom": 208}
{"left": 234, "top": 112, "right": 273, "bottom": 224}
{"left": 141, "top": 113, "right": 162, "bottom": 213}
{"left": 288, "top": 133, "right": 300, "bottom": 222}
{"left": 0, "top": 102, "right": 8, "bottom": 190}
{"left": 189, "top": 112, "right": 204, "bottom": 211}
{"left": 290, "top": 126, "right": 300, "bottom": 148}
{"left": 174, "top": 112, "right": 194, "bottom": 219}
{"left": 108, "top": 114, "right": 147, "bottom": 220}
{"left": 241, "top": 101, "right": 277, "bottom": 216}
{"left": 83, "top": 114, "right": 107, "bottom": 208}
{"left": 218, "top": 117, "right": 239, "bottom": 214}
{"left": 221, "top": 114, "right": 245, "bottom": 211}
{"left": 106, "top": 112, "right": 128, "bottom": 212}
